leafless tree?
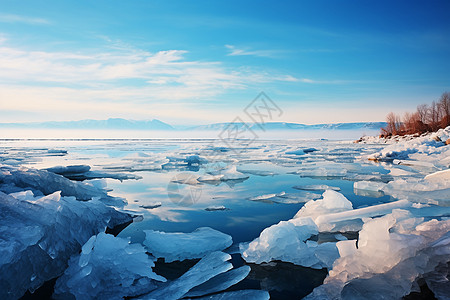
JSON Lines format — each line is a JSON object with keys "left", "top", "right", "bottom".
{"left": 428, "top": 100, "right": 442, "bottom": 131}
{"left": 416, "top": 104, "right": 429, "bottom": 124}
{"left": 382, "top": 112, "right": 402, "bottom": 136}
{"left": 381, "top": 91, "right": 450, "bottom": 137}
{"left": 438, "top": 92, "right": 450, "bottom": 127}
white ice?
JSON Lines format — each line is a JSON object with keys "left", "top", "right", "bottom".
{"left": 0, "top": 190, "right": 131, "bottom": 299}
{"left": 143, "top": 227, "right": 232, "bottom": 262}
{"left": 53, "top": 232, "right": 166, "bottom": 300}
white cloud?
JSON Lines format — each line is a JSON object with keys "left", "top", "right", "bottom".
{"left": 0, "top": 14, "right": 50, "bottom": 25}
{"left": 225, "top": 44, "right": 281, "bottom": 58}
{"left": 0, "top": 39, "right": 302, "bottom": 123}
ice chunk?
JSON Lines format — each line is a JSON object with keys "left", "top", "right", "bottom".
{"left": 53, "top": 233, "right": 166, "bottom": 300}
{"left": 143, "top": 227, "right": 232, "bottom": 262}
{"left": 140, "top": 202, "right": 162, "bottom": 209}
{"left": 294, "top": 190, "right": 353, "bottom": 219}
{"left": 220, "top": 166, "right": 249, "bottom": 181}
{"left": 305, "top": 212, "right": 450, "bottom": 300}
{"left": 187, "top": 289, "right": 270, "bottom": 300}
{"left": 271, "top": 191, "right": 322, "bottom": 204}
{"left": 298, "top": 167, "right": 347, "bottom": 178}
{"left": 285, "top": 149, "right": 305, "bottom": 155}
{"left": 48, "top": 149, "right": 68, "bottom": 155}
{"left": 0, "top": 191, "right": 132, "bottom": 299}
{"left": 197, "top": 174, "right": 224, "bottom": 182}
{"left": 0, "top": 166, "right": 126, "bottom": 206}
{"left": 353, "top": 180, "right": 386, "bottom": 192}
{"left": 185, "top": 155, "right": 208, "bottom": 166}
{"left": 336, "top": 240, "right": 357, "bottom": 258}
{"left": 312, "top": 200, "right": 411, "bottom": 232}
{"left": 141, "top": 251, "right": 232, "bottom": 300}
{"left": 205, "top": 206, "right": 228, "bottom": 211}
{"left": 424, "top": 169, "right": 450, "bottom": 181}
{"left": 240, "top": 217, "right": 338, "bottom": 269}
{"left": 382, "top": 177, "right": 450, "bottom": 206}
{"left": 45, "top": 165, "right": 91, "bottom": 175}
{"left": 184, "top": 265, "right": 251, "bottom": 297}
{"left": 236, "top": 168, "right": 277, "bottom": 176}
{"left": 249, "top": 191, "right": 285, "bottom": 201}
{"left": 292, "top": 184, "right": 341, "bottom": 192}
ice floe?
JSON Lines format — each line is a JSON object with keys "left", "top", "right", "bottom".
{"left": 53, "top": 232, "right": 166, "bottom": 300}
{"left": 143, "top": 227, "right": 233, "bottom": 262}
{"left": 0, "top": 191, "right": 131, "bottom": 299}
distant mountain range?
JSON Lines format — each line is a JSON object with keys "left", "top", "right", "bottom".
{"left": 0, "top": 118, "right": 174, "bottom": 130}
{"left": 188, "top": 122, "right": 387, "bottom": 131}
{"left": 0, "top": 118, "right": 386, "bottom": 131}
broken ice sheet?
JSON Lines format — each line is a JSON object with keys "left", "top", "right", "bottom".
{"left": 140, "top": 251, "right": 233, "bottom": 300}
{"left": 186, "top": 289, "right": 270, "bottom": 300}
{"left": 306, "top": 213, "right": 450, "bottom": 300}
{"left": 53, "top": 233, "right": 166, "bottom": 300}
{"left": 292, "top": 184, "right": 340, "bottom": 192}
{"left": 205, "top": 205, "right": 228, "bottom": 211}
{"left": 143, "top": 227, "right": 232, "bottom": 262}
{"left": 184, "top": 265, "right": 251, "bottom": 297}
{"left": 0, "top": 191, "right": 132, "bottom": 299}
{"left": 0, "top": 166, "right": 126, "bottom": 207}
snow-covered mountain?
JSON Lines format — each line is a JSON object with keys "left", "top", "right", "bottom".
{"left": 187, "top": 122, "right": 387, "bottom": 131}
{"left": 0, "top": 119, "right": 386, "bottom": 131}
{"left": 0, "top": 118, "right": 175, "bottom": 130}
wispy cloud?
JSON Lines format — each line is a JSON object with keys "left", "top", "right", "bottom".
{"left": 225, "top": 44, "right": 282, "bottom": 58}
{"left": 0, "top": 39, "right": 300, "bottom": 122}
{"left": 0, "top": 42, "right": 297, "bottom": 89}
{"left": 0, "top": 14, "right": 50, "bottom": 25}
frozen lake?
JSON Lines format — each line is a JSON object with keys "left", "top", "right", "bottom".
{"left": 0, "top": 138, "right": 393, "bottom": 298}
{"left": 1, "top": 131, "right": 449, "bottom": 299}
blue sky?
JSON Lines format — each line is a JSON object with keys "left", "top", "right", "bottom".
{"left": 0, "top": 0, "right": 449, "bottom": 125}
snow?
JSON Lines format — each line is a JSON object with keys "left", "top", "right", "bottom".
{"left": 143, "top": 227, "right": 232, "bottom": 262}
{"left": 0, "top": 191, "right": 132, "bottom": 299}
{"left": 365, "top": 126, "right": 450, "bottom": 162}
{"left": 54, "top": 233, "right": 166, "bottom": 300}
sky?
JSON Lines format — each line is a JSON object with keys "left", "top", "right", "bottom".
{"left": 0, "top": 0, "right": 449, "bottom": 125}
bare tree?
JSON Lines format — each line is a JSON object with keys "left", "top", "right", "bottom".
{"left": 428, "top": 100, "right": 441, "bottom": 131}
{"left": 382, "top": 112, "right": 402, "bottom": 136}
{"left": 380, "top": 92, "right": 450, "bottom": 137}
{"left": 416, "top": 104, "right": 429, "bottom": 124}
{"left": 438, "top": 92, "right": 450, "bottom": 127}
